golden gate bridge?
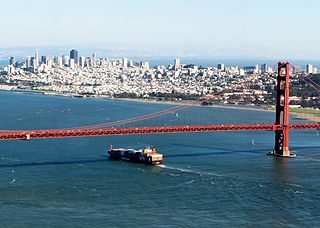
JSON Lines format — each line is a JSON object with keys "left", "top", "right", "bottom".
{"left": 0, "top": 62, "right": 319, "bottom": 158}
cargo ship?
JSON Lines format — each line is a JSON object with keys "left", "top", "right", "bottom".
{"left": 108, "top": 145, "right": 163, "bottom": 165}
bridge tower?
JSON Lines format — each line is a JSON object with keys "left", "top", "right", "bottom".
{"left": 270, "top": 62, "right": 296, "bottom": 158}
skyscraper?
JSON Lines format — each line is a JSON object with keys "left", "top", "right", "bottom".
{"left": 306, "top": 64, "right": 313, "bottom": 74}
{"left": 79, "top": 56, "right": 85, "bottom": 68}
{"left": 41, "top": 56, "right": 47, "bottom": 64}
{"left": 70, "top": 49, "right": 79, "bottom": 64}
{"left": 9, "top": 57, "right": 16, "bottom": 66}
{"left": 54, "top": 56, "right": 62, "bottom": 68}
{"left": 261, "top": 63, "right": 267, "bottom": 73}
{"left": 122, "top": 58, "right": 128, "bottom": 68}
{"left": 86, "top": 56, "right": 91, "bottom": 67}
{"left": 313, "top": 67, "right": 318, "bottom": 74}
{"left": 92, "top": 53, "right": 96, "bottom": 67}
{"left": 174, "top": 58, "right": 181, "bottom": 70}
{"left": 30, "top": 57, "right": 36, "bottom": 68}
{"left": 69, "top": 58, "right": 75, "bottom": 69}
{"left": 25, "top": 56, "right": 31, "bottom": 68}
{"left": 217, "top": 63, "right": 225, "bottom": 71}
{"left": 140, "top": 61, "right": 150, "bottom": 70}
{"left": 62, "top": 55, "right": 70, "bottom": 66}
{"left": 34, "top": 49, "right": 39, "bottom": 68}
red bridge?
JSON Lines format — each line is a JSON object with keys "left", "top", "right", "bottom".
{"left": 1, "top": 62, "right": 319, "bottom": 158}
{"left": 0, "top": 123, "right": 319, "bottom": 140}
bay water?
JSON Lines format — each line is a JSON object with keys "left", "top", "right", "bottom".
{"left": 0, "top": 91, "right": 319, "bottom": 227}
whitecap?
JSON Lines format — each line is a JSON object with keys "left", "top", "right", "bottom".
{"left": 186, "top": 179, "right": 195, "bottom": 184}
{"left": 286, "top": 183, "right": 303, "bottom": 188}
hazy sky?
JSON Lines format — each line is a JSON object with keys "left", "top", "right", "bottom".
{"left": 0, "top": 0, "right": 319, "bottom": 59}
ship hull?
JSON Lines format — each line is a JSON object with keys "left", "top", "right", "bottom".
{"left": 108, "top": 149, "right": 163, "bottom": 165}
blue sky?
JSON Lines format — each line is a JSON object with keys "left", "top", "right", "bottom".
{"left": 0, "top": 0, "right": 319, "bottom": 59}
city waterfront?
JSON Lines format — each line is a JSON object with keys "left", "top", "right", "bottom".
{"left": 1, "top": 50, "right": 319, "bottom": 113}
{"left": 0, "top": 91, "right": 319, "bottom": 227}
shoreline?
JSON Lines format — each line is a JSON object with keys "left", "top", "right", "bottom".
{"left": 1, "top": 88, "right": 319, "bottom": 122}
{"left": 114, "top": 97, "right": 273, "bottom": 112}
{"left": 114, "top": 98, "right": 320, "bottom": 122}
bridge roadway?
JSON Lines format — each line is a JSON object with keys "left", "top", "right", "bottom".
{"left": 0, "top": 123, "right": 319, "bottom": 141}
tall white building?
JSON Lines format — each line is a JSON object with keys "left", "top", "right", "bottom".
{"left": 92, "top": 53, "right": 96, "bottom": 67}
{"left": 141, "top": 61, "right": 150, "bottom": 70}
{"left": 79, "top": 56, "right": 85, "bottom": 68}
{"left": 122, "top": 58, "right": 128, "bottom": 68}
{"left": 47, "top": 59, "right": 54, "bottom": 68}
{"left": 313, "top": 67, "right": 318, "bottom": 74}
{"left": 255, "top": 65, "right": 259, "bottom": 74}
{"left": 217, "top": 63, "right": 225, "bottom": 71}
{"left": 62, "top": 55, "right": 69, "bottom": 66}
{"left": 174, "top": 58, "right": 181, "bottom": 70}
{"left": 306, "top": 64, "right": 313, "bottom": 74}
{"left": 25, "top": 56, "right": 31, "bottom": 68}
{"left": 86, "top": 57, "right": 91, "bottom": 67}
{"left": 34, "top": 50, "right": 39, "bottom": 68}
{"left": 69, "top": 58, "right": 75, "bottom": 69}
{"left": 7, "top": 65, "right": 15, "bottom": 74}
{"left": 54, "top": 56, "right": 63, "bottom": 68}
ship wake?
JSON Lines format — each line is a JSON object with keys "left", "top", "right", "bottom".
{"left": 158, "top": 164, "right": 224, "bottom": 177}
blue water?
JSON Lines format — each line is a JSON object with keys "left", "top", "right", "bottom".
{"left": 0, "top": 91, "right": 319, "bottom": 227}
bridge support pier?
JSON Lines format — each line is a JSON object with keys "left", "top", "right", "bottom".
{"left": 268, "top": 62, "right": 296, "bottom": 158}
